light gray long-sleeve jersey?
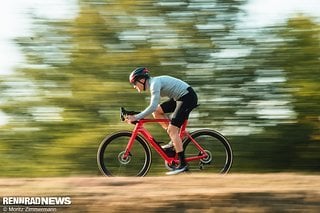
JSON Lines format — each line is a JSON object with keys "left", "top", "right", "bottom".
{"left": 135, "top": 76, "right": 190, "bottom": 120}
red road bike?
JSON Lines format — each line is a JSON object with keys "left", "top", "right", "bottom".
{"left": 97, "top": 107, "right": 233, "bottom": 177}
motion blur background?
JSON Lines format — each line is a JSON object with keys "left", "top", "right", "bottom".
{"left": 0, "top": 0, "right": 319, "bottom": 177}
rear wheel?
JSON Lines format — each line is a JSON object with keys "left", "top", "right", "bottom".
{"left": 183, "top": 129, "right": 232, "bottom": 174}
{"left": 97, "top": 131, "right": 151, "bottom": 177}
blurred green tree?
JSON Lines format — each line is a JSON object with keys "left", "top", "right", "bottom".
{"left": 0, "top": 0, "right": 249, "bottom": 176}
{"left": 1, "top": 0, "right": 318, "bottom": 176}
{"left": 234, "top": 16, "right": 320, "bottom": 171}
{"left": 272, "top": 16, "right": 320, "bottom": 170}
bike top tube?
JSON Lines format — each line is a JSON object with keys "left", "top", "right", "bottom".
{"left": 136, "top": 118, "right": 188, "bottom": 124}
{"left": 121, "top": 107, "right": 188, "bottom": 131}
{"left": 134, "top": 118, "right": 189, "bottom": 133}
{"left": 138, "top": 118, "right": 170, "bottom": 123}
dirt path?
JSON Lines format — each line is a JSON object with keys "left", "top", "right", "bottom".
{"left": 0, "top": 173, "right": 319, "bottom": 212}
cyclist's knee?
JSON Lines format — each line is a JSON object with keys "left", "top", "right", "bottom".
{"left": 152, "top": 105, "right": 164, "bottom": 118}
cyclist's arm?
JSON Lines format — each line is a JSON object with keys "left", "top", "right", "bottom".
{"left": 134, "top": 82, "right": 160, "bottom": 121}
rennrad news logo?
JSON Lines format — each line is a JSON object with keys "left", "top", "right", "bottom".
{"left": 2, "top": 197, "right": 72, "bottom": 206}
{"left": 2, "top": 197, "right": 71, "bottom": 212}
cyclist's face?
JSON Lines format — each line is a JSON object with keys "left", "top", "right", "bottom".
{"left": 133, "top": 79, "right": 144, "bottom": 92}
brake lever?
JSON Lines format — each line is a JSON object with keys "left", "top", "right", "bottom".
{"left": 120, "top": 107, "right": 140, "bottom": 122}
{"left": 120, "top": 107, "right": 125, "bottom": 121}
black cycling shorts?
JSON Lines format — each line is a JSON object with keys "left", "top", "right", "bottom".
{"left": 160, "top": 87, "right": 198, "bottom": 128}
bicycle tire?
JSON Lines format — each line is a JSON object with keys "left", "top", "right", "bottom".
{"left": 183, "top": 129, "right": 233, "bottom": 174}
{"left": 97, "top": 131, "right": 152, "bottom": 177}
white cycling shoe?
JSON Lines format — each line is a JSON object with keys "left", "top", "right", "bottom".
{"left": 161, "top": 141, "right": 174, "bottom": 149}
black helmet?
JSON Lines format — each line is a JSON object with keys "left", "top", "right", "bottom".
{"left": 129, "top": 67, "right": 150, "bottom": 84}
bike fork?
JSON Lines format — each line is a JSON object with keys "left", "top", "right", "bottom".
{"left": 123, "top": 130, "right": 139, "bottom": 159}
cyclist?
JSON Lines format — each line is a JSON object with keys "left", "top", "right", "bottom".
{"left": 125, "top": 67, "right": 198, "bottom": 175}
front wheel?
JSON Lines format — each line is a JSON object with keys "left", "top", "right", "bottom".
{"left": 97, "top": 131, "right": 152, "bottom": 177}
{"left": 183, "top": 129, "right": 233, "bottom": 174}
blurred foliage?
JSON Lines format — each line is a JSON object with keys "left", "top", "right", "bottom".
{"left": 0, "top": 0, "right": 319, "bottom": 176}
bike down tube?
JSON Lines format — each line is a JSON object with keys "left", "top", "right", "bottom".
{"left": 124, "top": 119, "right": 176, "bottom": 163}
{"left": 138, "top": 119, "right": 174, "bottom": 162}
{"left": 139, "top": 129, "right": 173, "bottom": 162}
{"left": 123, "top": 119, "right": 169, "bottom": 159}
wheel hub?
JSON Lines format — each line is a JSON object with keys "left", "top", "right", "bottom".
{"left": 200, "top": 150, "right": 212, "bottom": 164}
{"left": 118, "top": 151, "right": 131, "bottom": 165}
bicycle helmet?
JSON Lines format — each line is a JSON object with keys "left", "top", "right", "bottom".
{"left": 129, "top": 67, "right": 150, "bottom": 84}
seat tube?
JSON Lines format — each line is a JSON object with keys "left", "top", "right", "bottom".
{"left": 179, "top": 120, "right": 188, "bottom": 138}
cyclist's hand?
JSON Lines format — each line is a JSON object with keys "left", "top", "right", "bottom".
{"left": 125, "top": 115, "right": 136, "bottom": 124}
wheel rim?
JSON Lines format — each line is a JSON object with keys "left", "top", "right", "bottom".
{"left": 98, "top": 132, "right": 151, "bottom": 177}
{"left": 184, "top": 130, "right": 232, "bottom": 174}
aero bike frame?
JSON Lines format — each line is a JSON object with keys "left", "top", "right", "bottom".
{"left": 122, "top": 118, "right": 209, "bottom": 165}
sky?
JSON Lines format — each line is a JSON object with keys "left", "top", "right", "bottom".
{"left": 0, "top": 0, "right": 77, "bottom": 125}
{"left": 238, "top": 0, "right": 320, "bottom": 28}
{"left": 1, "top": 0, "right": 320, "bottom": 75}
{"left": 0, "top": 0, "right": 320, "bottom": 125}
{"left": 0, "top": 0, "right": 78, "bottom": 75}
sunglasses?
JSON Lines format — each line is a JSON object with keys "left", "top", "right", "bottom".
{"left": 132, "top": 80, "right": 144, "bottom": 86}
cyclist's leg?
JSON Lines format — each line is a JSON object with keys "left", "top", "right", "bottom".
{"left": 169, "top": 89, "right": 198, "bottom": 164}
{"left": 166, "top": 88, "right": 198, "bottom": 174}
{"left": 152, "top": 106, "right": 169, "bottom": 129}
{"left": 167, "top": 124, "right": 183, "bottom": 152}
{"left": 169, "top": 101, "right": 189, "bottom": 151}
{"left": 166, "top": 123, "right": 188, "bottom": 175}
{"left": 153, "top": 98, "right": 176, "bottom": 130}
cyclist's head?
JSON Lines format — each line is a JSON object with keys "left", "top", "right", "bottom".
{"left": 129, "top": 67, "right": 150, "bottom": 85}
